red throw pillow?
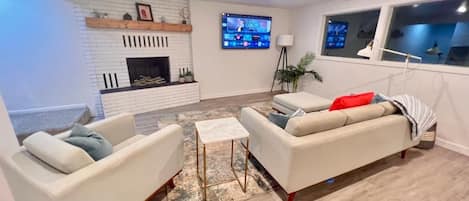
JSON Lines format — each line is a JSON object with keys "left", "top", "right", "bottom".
{"left": 329, "top": 92, "right": 375, "bottom": 111}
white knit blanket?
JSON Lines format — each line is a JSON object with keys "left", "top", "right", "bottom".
{"left": 382, "top": 94, "right": 437, "bottom": 140}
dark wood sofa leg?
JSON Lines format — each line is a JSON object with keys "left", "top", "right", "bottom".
{"left": 145, "top": 171, "right": 181, "bottom": 201}
{"left": 401, "top": 149, "right": 407, "bottom": 159}
{"left": 287, "top": 192, "right": 296, "bottom": 201}
{"left": 168, "top": 178, "right": 176, "bottom": 189}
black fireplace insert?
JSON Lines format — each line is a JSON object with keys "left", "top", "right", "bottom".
{"left": 126, "top": 57, "right": 170, "bottom": 87}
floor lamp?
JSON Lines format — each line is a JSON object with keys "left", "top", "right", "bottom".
{"left": 271, "top": 34, "right": 294, "bottom": 92}
{"left": 357, "top": 41, "right": 422, "bottom": 92}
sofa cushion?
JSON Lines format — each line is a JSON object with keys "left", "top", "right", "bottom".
{"left": 273, "top": 92, "right": 332, "bottom": 113}
{"left": 285, "top": 111, "right": 347, "bottom": 137}
{"left": 378, "top": 101, "right": 397, "bottom": 115}
{"left": 23, "top": 132, "right": 95, "bottom": 174}
{"left": 329, "top": 92, "right": 374, "bottom": 111}
{"left": 341, "top": 104, "right": 386, "bottom": 125}
{"left": 113, "top": 134, "right": 146, "bottom": 152}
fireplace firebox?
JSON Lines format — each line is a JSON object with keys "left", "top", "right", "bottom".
{"left": 126, "top": 57, "right": 170, "bottom": 87}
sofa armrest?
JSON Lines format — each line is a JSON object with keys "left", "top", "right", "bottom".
{"left": 239, "top": 107, "right": 296, "bottom": 189}
{"left": 87, "top": 113, "right": 138, "bottom": 146}
{"left": 49, "top": 124, "right": 185, "bottom": 201}
{"left": 54, "top": 113, "right": 137, "bottom": 146}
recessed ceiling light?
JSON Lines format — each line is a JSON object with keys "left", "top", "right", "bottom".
{"left": 457, "top": 1, "right": 467, "bottom": 13}
{"left": 412, "top": 4, "right": 419, "bottom": 8}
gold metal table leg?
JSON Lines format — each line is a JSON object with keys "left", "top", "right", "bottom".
{"left": 196, "top": 131, "right": 199, "bottom": 179}
{"left": 203, "top": 144, "right": 207, "bottom": 200}
{"left": 244, "top": 139, "right": 249, "bottom": 192}
{"left": 197, "top": 136, "right": 250, "bottom": 200}
{"left": 230, "top": 138, "right": 249, "bottom": 193}
{"left": 231, "top": 140, "right": 234, "bottom": 167}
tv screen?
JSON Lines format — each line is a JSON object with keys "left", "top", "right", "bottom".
{"left": 325, "top": 21, "right": 348, "bottom": 49}
{"left": 221, "top": 13, "right": 272, "bottom": 49}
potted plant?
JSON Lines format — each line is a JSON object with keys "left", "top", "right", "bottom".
{"left": 184, "top": 68, "right": 194, "bottom": 82}
{"left": 178, "top": 68, "right": 185, "bottom": 83}
{"left": 276, "top": 52, "right": 323, "bottom": 92}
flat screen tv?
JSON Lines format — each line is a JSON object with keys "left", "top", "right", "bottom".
{"left": 325, "top": 21, "right": 348, "bottom": 49}
{"left": 221, "top": 13, "right": 272, "bottom": 49}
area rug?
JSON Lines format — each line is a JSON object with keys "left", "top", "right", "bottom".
{"left": 137, "top": 101, "right": 281, "bottom": 201}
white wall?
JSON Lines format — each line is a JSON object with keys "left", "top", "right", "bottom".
{"left": 0, "top": 0, "right": 95, "bottom": 114}
{"left": 0, "top": 95, "right": 19, "bottom": 201}
{"left": 291, "top": 0, "right": 469, "bottom": 156}
{"left": 190, "top": 0, "right": 290, "bottom": 99}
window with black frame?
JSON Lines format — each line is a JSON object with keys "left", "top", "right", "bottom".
{"left": 383, "top": 0, "right": 469, "bottom": 67}
{"left": 321, "top": 9, "right": 381, "bottom": 59}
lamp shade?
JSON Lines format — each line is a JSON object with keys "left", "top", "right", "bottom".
{"left": 277, "top": 34, "right": 294, "bottom": 47}
{"left": 357, "top": 41, "right": 373, "bottom": 58}
{"left": 357, "top": 45, "right": 372, "bottom": 58}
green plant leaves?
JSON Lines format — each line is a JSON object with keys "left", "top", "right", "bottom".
{"left": 275, "top": 52, "right": 322, "bottom": 92}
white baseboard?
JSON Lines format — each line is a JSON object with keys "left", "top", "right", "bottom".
{"left": 200, "top": 87, "right": 273, "bottom": 100}
{"left": 436, "top": 137, "right": 469, "bottom": 157}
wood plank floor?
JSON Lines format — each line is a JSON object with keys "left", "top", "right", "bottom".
{"left": 137, "top": 92, "right": 469, "bottom": 201}
{"left": 250, "top": 146, "right": 469, "bottom": 201}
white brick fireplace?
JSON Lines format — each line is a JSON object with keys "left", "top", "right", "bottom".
{"left": 71, "top": 0, "right": 200, "bottom": 117}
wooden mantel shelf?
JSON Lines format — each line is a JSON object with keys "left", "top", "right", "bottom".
{"left": 85, "top": 17, "right": 192, "bottom": 33}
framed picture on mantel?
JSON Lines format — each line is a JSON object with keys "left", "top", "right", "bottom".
{"left": 136, "top": 3, "right": 154, "bottom": 22}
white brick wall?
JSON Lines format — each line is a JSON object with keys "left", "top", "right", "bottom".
{"left": 70, "top": 0, "right": 198, "bottom": 117}
{"left": 101, "top": 83, "right": 200, "bottom": 117}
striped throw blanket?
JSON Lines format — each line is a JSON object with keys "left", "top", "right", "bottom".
{"left": 381, "top": 94, "right": 437, "bottom": 140}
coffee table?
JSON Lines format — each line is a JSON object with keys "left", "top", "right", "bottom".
{"left": 195, "top": 117, "right": 250, "bottom": 200}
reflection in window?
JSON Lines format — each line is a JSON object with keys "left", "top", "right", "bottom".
{"left": 321, "top": 9, "right": 381, "bottom": 58}
{"left": 384, "top": 0, "right": 469, "bottom": 67}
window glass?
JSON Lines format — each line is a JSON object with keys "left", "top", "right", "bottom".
{"left": 321, "top": 9, "right": 381, "bottom": 58}
{"left": 383, "top": 0, "right": 469, "bottom": 67}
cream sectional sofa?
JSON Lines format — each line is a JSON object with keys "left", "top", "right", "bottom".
{"left": 240, "top": 102, "right": 420, "bottom": 201}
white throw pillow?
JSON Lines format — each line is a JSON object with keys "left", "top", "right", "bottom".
{"left": 23, "top": 132, "right": 95, "bottom": 174}
{"left": 290, "top": 108, "right": 306, "bottom": 118}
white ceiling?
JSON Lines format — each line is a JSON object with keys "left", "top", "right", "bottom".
{"left": 202, "top": 0, "right": 323, "bottom": 8}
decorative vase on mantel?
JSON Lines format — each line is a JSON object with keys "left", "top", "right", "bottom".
{"left": 184, "top": 67, "right": 194, "bottom": 82}
{"left": 178, "top": 68, "right": 186, "bottom": 83}
{"left": 178, "top": 76, "right": 185, "bottom": 83}
{"left": 184, "top": 75, "right": 193, "bottom": 82}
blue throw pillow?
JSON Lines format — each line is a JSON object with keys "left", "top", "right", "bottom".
{"left": 371, "top": 93, "right": 387, "bottom": 104}
{"left": 268, "top": 109, "right": 306, "bottom": 129}
{"left": 268, "top": 113, "right": 290, "bottom": 129}
{"left": 64, "top": 124, "right": 113, "bottom": 161}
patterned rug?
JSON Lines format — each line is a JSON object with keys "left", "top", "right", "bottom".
{"left": 141, "top": 101, "right": 281, "bottom": 201}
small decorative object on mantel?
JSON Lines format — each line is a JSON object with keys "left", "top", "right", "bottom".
{"left": 92, "top": 10, "right": 108, "bottom": 19}
{"left": 136, "top": 3, "right": 154, "bottom": 21}
{"left": 180, "top": 7, "right": 190, "bottom": 24}
{"left": 184, "top": 68, "right": 194, "bottom": 82}
{"left": 123, "top": 13, "right": 132, "bottom": 20}
{"left": 160, "top": 16, "right": 167, "bottom": 23}
{"left": 178, "top": 68, "right": 186, "bottom": 83}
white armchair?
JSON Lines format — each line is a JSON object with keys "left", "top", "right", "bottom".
{"left": 0, "top": 113, "right": 184, "bottom": 201}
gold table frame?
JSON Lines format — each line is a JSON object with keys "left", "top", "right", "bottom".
{"left": 196, "top": 131, "right": 249, "bottom": 200}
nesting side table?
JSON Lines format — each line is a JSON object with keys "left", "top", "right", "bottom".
{"left": 195, "top": 117, "right": 250, "bottom": 200}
